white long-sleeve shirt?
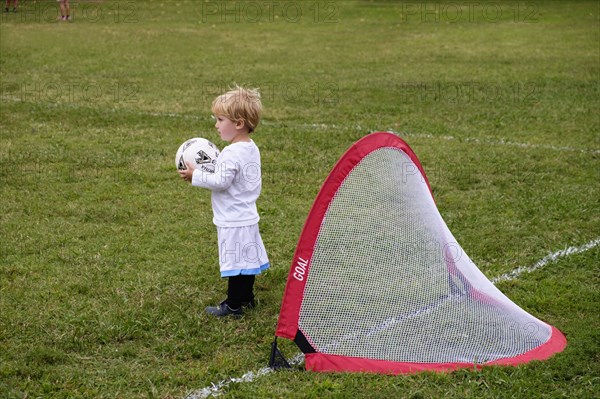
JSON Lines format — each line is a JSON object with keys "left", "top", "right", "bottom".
{"left": 191, "top": 140, "right": 262, "bottom": 227}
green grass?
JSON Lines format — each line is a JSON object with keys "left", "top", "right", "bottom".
{"left": 1, "top": 1, "right": 599, "bottom": 398}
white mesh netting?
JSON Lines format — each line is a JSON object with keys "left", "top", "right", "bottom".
{"left": 298, "top": 147, "right": 551, "bottom": 364}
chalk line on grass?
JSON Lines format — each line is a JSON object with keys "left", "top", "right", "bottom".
{"left": 491, "top": 238, "right": 600, "bottom": 284}
{"left": 293, "top": 124, "right": 599, "bottom": 154}
{"left": 385, "top": 130, "right": 600, "bottom": 155}
{"left": 184, "top": 238, "right": 599, "bottom": 398}
{"left": 184, "top": 353, "right": 304, "bottom": 399}
{"left": 2, "top": 96, "right": 598, "bottom": 155}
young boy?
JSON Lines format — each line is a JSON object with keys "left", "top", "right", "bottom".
{"left": 179, "top": 85, "right": 269, "bottom": 317}
{"left": 5, "top": 0, "right": 17, "bottom": 13}
{"left": 59, "top": 0, "right": 70, "bottom": 21}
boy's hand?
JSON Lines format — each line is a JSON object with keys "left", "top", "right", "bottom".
{"left": 178, "top": 161, "right": 195, "bottom": 182}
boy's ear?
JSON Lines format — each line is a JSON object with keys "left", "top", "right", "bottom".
{"left": 235, "top": 119, "right": 247, "bottom": 130}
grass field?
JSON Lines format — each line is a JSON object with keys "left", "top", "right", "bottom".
{"left": 1, "top": 1, "right": 599, "bottom": 398}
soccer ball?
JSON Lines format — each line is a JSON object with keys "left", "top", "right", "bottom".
{"left": 175, "top": 137, "right": 220, "bottom": 172}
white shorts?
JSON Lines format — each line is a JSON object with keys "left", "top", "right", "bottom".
{"left": 217, "top": 224, "right": 270, "bottom": 277}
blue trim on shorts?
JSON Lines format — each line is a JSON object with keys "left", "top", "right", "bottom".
{"left": 220, "top": 262, "right": 270, "bottom": 278}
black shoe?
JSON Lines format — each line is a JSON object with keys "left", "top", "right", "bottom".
{"left": 205, "top": 301, "right": 243, "bottom": 317}
{"left": 242, "top": 299, "right": 256, "bottom": 309}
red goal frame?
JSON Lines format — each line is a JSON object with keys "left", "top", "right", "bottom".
{"left": 274, "top": 132, "right": 566, "bottom": 374}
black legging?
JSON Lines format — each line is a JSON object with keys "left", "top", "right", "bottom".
{"left": 227, "top": 274, "right": 255, "bottom": 308}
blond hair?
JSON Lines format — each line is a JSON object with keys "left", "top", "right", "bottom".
{"left": 211, "top": 85, "right": 262, "bottom": 133}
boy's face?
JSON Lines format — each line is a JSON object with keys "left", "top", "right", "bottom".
{"left": 214, "top": 115, "right": 249, "bottom": 143}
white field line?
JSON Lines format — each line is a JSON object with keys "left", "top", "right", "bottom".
{"left": 183, "top": 353, "right": 305, "bottom": 399}
{"left": 384, "top": 130, "right": 600, "bottom": 155}
{"left": 2, "top": 96, "right": 598, "bottom": 155}
{"left": 183, "top": 237, "right": 600, "bottom": 398}
{"left": 296, "top": 124, "right": 599, "bottom": 155}
{"left": 491, "top": 238, "right": 600, "bottom": 284}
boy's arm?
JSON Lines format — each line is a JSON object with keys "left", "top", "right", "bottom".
{"left": 191, "top": 161, "right": 236, "bottom": 191}
{"left": 178, "top": 159, "right": 236, "bottom": 191}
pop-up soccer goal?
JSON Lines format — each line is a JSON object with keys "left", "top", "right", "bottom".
{"left": 271, "top": 132, "right": 566, "bottom": 374}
